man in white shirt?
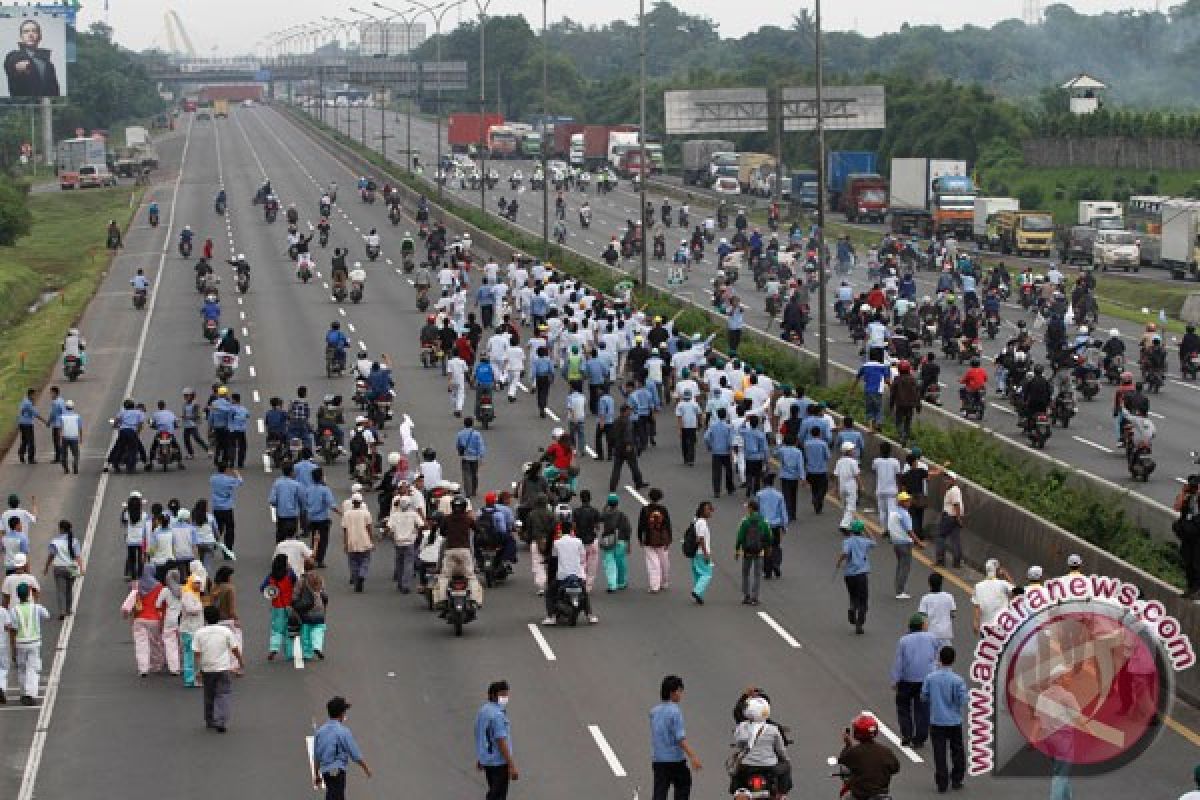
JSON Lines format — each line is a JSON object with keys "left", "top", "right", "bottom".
{"left": 487, "top": 328, "right": 511, "bottom": 370}
{"left": 59, "top": 400, "right": 83, "bottom": 475}
{"left": 1, "top": 494, "right": 37, "bottom": 540}
{"left": 504, "top": 342, "right": 526, "bottom": 402}
{"left": 543, "top": 527, "right": 597, "bottom": 625}
{"left": 971, "top": 558, "right": 1014, "bottom": 634}
{"left": 918, "top": 572, "right": 957, "bottom": 646}
{"left": 872, "top": 442, "right": 904, "bottom": 534}
{"left": 937, "top": 472, "right": 965, "bottom": 569}
{"left": 446, "top": 353, "right": 468, "bottom": 417}
{"left": 833, "top": 442, "right": 862, "bottom": 531}
{"left": 193, "top": 605, "right": 245, "bottom": 732}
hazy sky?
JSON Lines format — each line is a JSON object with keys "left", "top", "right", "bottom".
{"left": 85, "top": 0, "right": 1163, "bottom": 55}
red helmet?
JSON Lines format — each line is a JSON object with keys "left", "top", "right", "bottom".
{"left": 1120, "top": 371, "right": 1134, "bottom": 384}
{"left": 897, "top": 359, "right": 911, "bottom": 374}
{"left": 484, "top": 491, "right": 498, "bottom": 505}
{"left": 426, "top": 314, "right": 436, "bottom": 323}
{"left": 851, "top": 713, "right": 879, "bottom": 742}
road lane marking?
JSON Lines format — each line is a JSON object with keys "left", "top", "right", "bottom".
{"left": 1072, "top": 435, "right": 1114, "bottom": 454}
{"left": 257, "top": 419, "right": 265, "bottom": 434}
{"left": 527, "top": 623, "right": 557, "bottom": 661}
{"left": 544, "top": 408, "right": 560, "bottom": 421}
{"left": 241, "top": 326, "right": 248, "bottom": 337}
{"left": 585, "top": 445, "right": 598, "bottom": 459}
{"left": 252, "top": 389, "right": 261, "bottom": 403}
{"left": 1170, "top": 379, "right": 1200, "bottom": 392}
{"left": 338, "top": 307, "right": 346, "bottom": 316}
{"left": 262, "top": 453, "right": 272, "bottom": 473}
{"left": 1149, "top": 410, "right": 1164, "bottom": 419}
{"left": 588, "top": 725, "right": 628, "bottom": 777}
{"left": 757, "top": 611, "right": 802, "bottom": 649}
{"left": 862, "top": 710, "right": 923, "bottom": 764}
{"left": 239, "top": 310, "right": 245, "bottom": 320}
{"left": 988, "top": 403, "right": 1015, "bottom": 415}
{"left": 248, "top": 365, "right": 257, "bottom": 378}
{"left": 347, "top": 323, "right": 356, "bottom": 332}
{"left": 625, "top": 486, "right": 648, "bottom": 506}
{"left": 245, "top": 346, "right": 252, "bottom": 355}
{"left": 358, "top": 340, "right": 367, "bottom": 351}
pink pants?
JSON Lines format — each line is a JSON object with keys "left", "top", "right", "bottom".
{"left": 132, "top": 619, "right": 166, "bottom": 674}
{"left": 162, "top": 627, "right": 181, "bottom": 674}
{"left": 584, "top": 542, "right": 600, "bottom": 592}
{"left": 644, "top": 546, "right": 670, "bottom": 591}
{"left": 531, "top": 541, "right": 546, "bottom": 590}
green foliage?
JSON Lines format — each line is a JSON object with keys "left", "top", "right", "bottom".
{"left": 54, "top": 23, "right": 164, "bottom": 141}
{"left": 1017, "top": 183, "right": 1045, "bottom": 209}
{"left": 0, "top": 178, "right": 32, "bottom": 246}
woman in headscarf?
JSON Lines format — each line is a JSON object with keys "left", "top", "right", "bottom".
{"left": 157, "top": 568, "right": 183, "bottom": 676}
{"left": 259, "top": 553, "right": 296, "bottom": 660}
{"left": 209, "top": 565, "right": 241, "bottom": 648}
{"left": 179, "top": 566, "right": 206, "bottom": 687}
{"left": 123, "top": 564, "right": 166, "bottom": 677}
{"left": 191, "top": 499, "right": 218, "bottom": 574}
{"left": 121, "top": 491, "right": 149, "bottom": 582}
{"left": 294, "top": 559, "right": 329, "bottom": 660}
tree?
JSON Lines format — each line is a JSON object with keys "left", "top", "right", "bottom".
{"left": 0, "top": 178, "right": 32, "bottom": 245}
{"left": 1017, "top": 184, "right": 1045, "bottom": 209}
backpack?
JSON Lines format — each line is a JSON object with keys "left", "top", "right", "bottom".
{"left": 742, "top": 518, "right": 766, "bottom": 556}
{"left": 292, "top": 582, "right": 316, "bottom": 614}
{"left": 681, "top": 522, "right": 698, "bottom": 558}
{"left": 476, "top": 507, "right": 500, "bottom": 547}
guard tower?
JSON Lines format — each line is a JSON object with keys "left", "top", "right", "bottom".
{"left": 1061, "top": 73, "right": 1107, "bottom": 115}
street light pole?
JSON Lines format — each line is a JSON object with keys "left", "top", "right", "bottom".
{"left": 412, "top": 0, "right": 466, "bottom": 200}
{"left": 815, "top": 0, "right": 828, "bottom": 386}
{"left": 542, "top": 0, "right": 549, "bottom": 260}
{"left": 475, "top": 0, "right": 493, "bottom": 214}
{"left": 639, "top": 0, "right": 647, "bottom": 288}
{"left": 374, "top": 4, "right": 423, "bottom": 172}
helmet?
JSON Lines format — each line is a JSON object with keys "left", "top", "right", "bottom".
{"left": 551, "top": 427, "right": 565, "bottom": 439}
{"left": 743, "top": 696, "right": 771, "bottom": 722}
{"left": 897, "top": 359, "right": 911, "bottom": 374}
{"left": 859, "top": 304, "right": 871, "bottom": 313}
{"left": 851, "top": 713, "right": 879, "bottom": 742}
{"left": 422, "top": 447, "right": 437, "bottom": 461}
{"left": 331, "top": 321, "right": 341, "bottom": 330}
{"left": 405, "top": 232, "right": 412, "bottom": 238}
{"left": 450, "top": 496, "right": 468, "bottom": 513}
{"left": 1120, "top": 370, "right": 1134, "bottom": 383}
{"left": 387, "top": 452, "right": 402, "bottom": 466}
{"left": 217, "top": 386, "right": 228, "bottom": 397}
{"left": 65, "top": 399, "right": 75, "bottom": 409}
{"left": 182, "top": 387, "right": 194, "bottom": 396}
{"left": 554, "top": 504, "right": 572, "bottom": 521}
{"left": 354, "top": 262, "right": 362, "bottom": 268}
{"left": 426, "top": 314, "right": 436, "bottom": 323}
{"left": 1017, "top": 320, "right": 1027, "bottom": 330}
{"left": 237, "top": 254, "right": 245, "bottom": 261}
{"left": 1033, "top": 364, "right": 1045, "bottom": 376}
{"left": 68, "top": 328, "right": 79, "bottom": 336}
{"left": 1153, "top": 336, "right": 1162, "bottom": 343}
{"left": 358, "top": 351, "right": 368, "bottom": 360}
{"left": 1067, "top": 553, "right": 1083, "bottom": 568}
{"left": 1079, "top": 326, "right": 1089, "bottom": 335}
{"left": 206, "top": 294, "right": 217, "bottom": 303}
{"left": 484, "top": 491, "right": 497, "bottom": 505}
{"left": 1110, "top": 328, "right": 1120, "bottom": 337}
{"left": 922, "top": 295, "right": 932, "bottom": 304}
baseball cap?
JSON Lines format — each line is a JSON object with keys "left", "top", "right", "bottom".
{"left": 606, "top": 493, "right": 620, "bottom": 506}
{"left": 351, "top": 492, "right": 363, "bottom": 503}
{"left": 896, "top": 491, "right": 911, "bottom": 503}
{"left": 1066, "top": 554, "right": 1083, "bottom": 568}
{"left": 849, "top": 520, "right": 865, "bottom": 534}
{"left": 841, "top": 441, "right": 856, "bottom": 453}
{"left": 1027, "top": 565, "right": 1044, "bottom": 581}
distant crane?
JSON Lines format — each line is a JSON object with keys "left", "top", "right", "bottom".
{"left": 163, "top": 10, "right": 196, "bottom": 57}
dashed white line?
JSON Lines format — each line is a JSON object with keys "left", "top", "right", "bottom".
{"left": 757, "top": 611, "right": 803, "bottom": 649}
{"left": 338, "top": 307, "right": 346, "bottom": 316}
{"left": 585, "top": 445, "right": 598, "bottom": 459}
{"left": 252, "top": 389, "right": 261, "bottom": 404}
{"left": 239, "top": 311, "right": 246, "bottom": 320}
{"left": 322, "top": 282, "right": 330, "bottom": 290}
{"left": 245, "top": 346, "right": 252, "bottom": 355}
{"left": 358, "top": 340, "right": 367, "bottom": 351}
{"left": 1072, "top": 435, "right": 1114, "bottom": 454}
{"left": 241, "top": 327, "right": 248, "bottom": 337}
{"left": 237, "top": 297, "right": 243, "bottom": 305}
{"left": 1170, "top": 379, "right": 1200, "bottom": 392}
{"left": 248, "top": 366, "right": 257, "bottom": 378}
{"left": 347, "top": 323, "right": 356, "bottom": 332}
{"left": 625, "top": 485, "right": 649, "bottom": 506}
{"left": 1149, "top": 411, "right": 1165, "bottom": 420}
{"left": 256, "top": 419, "right": 265, "bottom": 435}
{"left": 587, "top": 725, "right": 627, "bottom": 777}
{"left": 527, "top": 623, "right": 557, "bottom": 661}
{"left": 863, "top": 710, "right": 923, "bottom": 763}
{"left": 262, "top": 453, "right": 272, "bottom": 473}
{"left": 988, "top": 403, "right": 1016, "bottom": 415}
{"left": 544, "top": 408, "right": 560, "bottom": 421}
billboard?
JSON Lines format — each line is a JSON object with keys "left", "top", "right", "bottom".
{"left": 0, "top": 7, "right": 67, "bottom": 98}
{"left": 664, "top": 85, "right": 885, "bottom": 135}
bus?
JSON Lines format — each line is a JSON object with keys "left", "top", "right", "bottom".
{"left": 1126, "top": 195, "right": 1169, "bottom": 266}
{"left": 487, "top": 125, "right": 518, "bottom": 159}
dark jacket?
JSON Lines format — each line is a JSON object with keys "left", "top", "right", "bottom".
{"left": 4, "top": 47, "right": 59, "bottom": 97}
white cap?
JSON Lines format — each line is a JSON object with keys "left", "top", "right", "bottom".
{"left": 65, "top": 399, "right": 75, "bottom": 409}
{"left": 388, "top": 452, "right": 402, "bottom": 466}
{"left": 1027, "top": 565, "right": 1044, "bottom": 581}
{"left": 351, "top": 492, "right": 363, "bottom": 503}
{"left": 176, "top": 509, "right": 191, "bottom": 522}
{"left": 12, "top": 553, "right": 27, "bottom": 568}
{"left": 985, "top": 558, "right": 999, "bottom": 577}
{"left": 129, "top": 490, "right": 143, "bottom": 499}
{"left": 1067, "top": 554, "right": 1083, "bottom": 568}
{"left": 841, "top": 441, "right": 856, "bottom": 453}
{"left": 351, "top": 483, "right": 364, "bottom": 493}
{"left": 551, "top": 427, "right": 565, "bottom": 438}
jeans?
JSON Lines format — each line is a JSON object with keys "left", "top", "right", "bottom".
{"left": 594, "top": 422, "right": 611, "bottom": 459}
{"left": 931, "top": 724, "right": 965, "bottom": 790}
{"left": 602, "top": 541, "right": 628, "bottom": 589}
{"left": 741, "top": 554, "right": 762, "bottom": 600}
{"left": 744, "top": 458, "right": 764, "bottom": 496}
{"left": 393, "top": 542, "right": 415, "bottom": 590}
{"left": 895, "top": 681, "right": 930, "bottom": 745}
{"left": 461, "top": 458, "right": 480, "bottom": 497}
{"left": 125, "top": 544, "right": 144, "bottom": 581}
{"left": 608, "top": 450, "right": 644, "bottom": 492}
{"left": 321, "top": 770, "right": 347, "bottom": 800}
{"left": 765, "top": 527, "right": 784, "bottom": 577}
{"left": 183, "top": 426, "right": 208, "bottom": 456}
{"left": 535, "top": 374, "right": 552, "bottom": 412}
{"left": 893, "top": 542, "right": 913, "bottom": 595}
{"left": 570, "top": 421, "right": 586, "bottom": 454}
{"left": 652, "top": 760, "right": 692, "bottom": 800}
{"left": 864, "top": 392, "right": 884, "bottom": 426}
{"left": 347, "top": 551, "right": 372, "bottom": 585}
{"left": 202, "top": 670, "right": 233, "bottom": 727}
{"left": 711, "top": 454, "right": 735, "bottom": 495}
{"left": 781, "top": 478, "right": 799, "bottom": 521}
{"left": 310, "top": 519, "right": 332, "bottom": 565}
{"left": 691, "top": 555, "right": 712, "bottom": 598}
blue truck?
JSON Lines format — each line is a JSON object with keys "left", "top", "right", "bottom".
{"left": 790, "top": 170, "right": 819, "bottom": 209}
{"left": 827, "top": 150, "right": 877, "bottom": 210}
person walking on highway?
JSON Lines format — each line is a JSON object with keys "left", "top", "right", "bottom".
{"left": 735, "top": 499, "right": 770, "bottom": 606}
{"left": 836, "top": 519, "right": 877, "bottom": 635}
{"left": 689, "top": 501, "right": 713, "bottom": 604}
{"left": 919, "top": 573, "right": 957, "bottom": 648}
{"left": 935, "top": 471, "right": 964, "bottom": 569}
{"left": 193, "top": 605, "right": 244, "bottom": 732}
{"left": 608, "top": 404, "right": 647, "bottom": 493}
{"left": 600, "top": 493, "right": 632, "bottom": 592}
{"left": 342, "top": 493, "right": 375, "bottom": 593}
{"left": 704, "top": 407, "right": 736, "bottom": 497}
{"left": 455, "top": 417, "right": 486, "bottom": 498}
{"left": 803, "top": 426, "right": 831, "bottom": 514}
{"left": 58, "top": 398, "right": 83, "bottom": 474}
{"left": 306, "top": 468, "right": 336, "bottom": 569}
{"left": 16, "top": 387, "right": 46, "bottom": 464}
{"left": 260, "top": 554, "right": 297, "bottom": 661}
{"left": 269, "top": 463, "right": 304, "bottom": 543}
{"left": 675, "top": 389, "right": 702, "bottom": 466}
{"left": 650, "top": 674, "right": 702, "bottom": 800}
{"left": 41, "top": 519, "right": 83, "bottom": 619}
{"left": 638, "top": 488, "right": 673, "bottom": 592}
{"left": 888, "top": 493, "right": 924, "bottom": 599}
{"left": 922, "top": 646, "right": 968, "bottom": 792}
{"left": 891, "top": 613, "right": 939, "bottom": 749}
{"left": 209, "top": 462, "right": 243, "bottom": 555}
{"left": 834, "top": 441, "right": 863, "bottom": 531}
{"left": 313, "top": 695, "right": 372, "bottom": 798}
{"left": 8, "top": 582, "right": 48, "bottom": 705}
{"left": 475, "top": 681, "right": 518, "bottom": 800}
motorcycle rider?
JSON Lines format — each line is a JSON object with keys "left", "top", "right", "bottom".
{"left": 62, "top": 327, "right": 87, "bottom": 372}
{"left": 473, "top": 353, "right": 497, "bottom": 419}
{"left": 330, "top": 248, "right": 349, "bottom": 292}
{"left": 1018, "top": 364, "right": 1054, "bottom": 431}
{"left": 201, "top": 293, "right": 221, "bottom": 329}
{"left": 365, "top": 228, "right": 382, "bottom": 258}
{"left": 543, "top": 512, "right": 598, "bottom": 625}
{"left": 435, "top": 495, "right": 485, "bottom": 609}
{"left": 958, "top": 357, "right": 987, "bottom": 414}
{"left": 130, "top": 267, "right": 151, "bottom": 297}
{"left": 1182, "top": 325, "right": 1200, "bottom": 374}
{"left": 1124, "top": 407, "right": 1156, "bottom": 468}
{"left": 1142, "top": 336, "right": 1168, "bottom": 378}
{"left": 366, "top": 356, "right": 394, "bottom": 408}
{"left": 325, "top": 321, "right": 350, "bottom": 372}
{"left": 401, "top": 231, "right": 416, "bottom": 261}
{"left": 227, "top": 253, "right": 250, "bottom": 275}
{"left": 178, "top": 225, "right": 194, "bottom": 252}
{"left": 286, "top": 203, "right": 299, "bottom": 227}
{"left": 215, "top": 189, "right": 227, "bottom": 213}
{"left": 148, "top": 399, "right": 181, "bottom": 469}
{"left": 316, "top": 394, "right": 345, "bottom": 449}
{"left": 838, "top": 713, "right": 901, "bottom": 800}
{"left": 316, "top": 217, "right": 331, "bottom": 244}
{"left": 1101, "top": 328, "right": 1125, "bottom": 375}
{"left": 216, "top": 327, "right": 241, "bottom": 356}
{"left": 107, "top": 218, "right": 124, "bottom": 249}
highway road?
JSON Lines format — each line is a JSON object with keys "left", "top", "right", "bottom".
{"left": 5, "top": 104, "right": 1200, "bottom": 800}
{"left": 322, "top": 105, "right": 1199, "bottom": 509}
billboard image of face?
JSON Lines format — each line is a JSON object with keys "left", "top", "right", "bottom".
{"left": 1, "top": 12, "right": 66, "bottom": 98}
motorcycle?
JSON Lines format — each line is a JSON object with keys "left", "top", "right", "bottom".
{"left": 1105, "top": 353, "right": 1125, "bottom": 384}
{"left": 297, "top": 260, "right": 313, "bottom": 283}
{"left": 132, "top": 288, "right": 148, "bottom": 310}
{"left": 266, "top": 436, "right": 289, "bottom": 470}
{"left": 1123, "top": 421, "right": 1156, "bottom": 481}
{"left": 402, "top": 256, "right": 415, "bottom": 274}
{"left": 319, "top": 427, "right": 339, "bottom": 465}
{"left": 389, "top": 205, "right": 401, "bottom": 226}
{"left": 1142, "top": 365, "right": 1165, "bottom": 394}
{"left": 1052, "top": 386, "right": 1075, "bottom": 428}
{"left": 478, "top": 544, "right": 510, "bottom": 588}
{"left": 962, "top": 389, "right": 985, "bottom": 421}
{"left": 732, "top": 767, "right": 780, "bottom": 800}
{"left": 653, "top": 237, "right": 666, "bottom": 261}
{"left": 476, "top": 387, "right": 495, "bottom": 429}
{"left": 353, "top": 380, "right": 370, "bottom": 411}
{"left": 1020, "top": 284, "right": 1034, "bottom": 311}
{"left": 579, "top": 210, "right": 591, "bottom": 229}
{"left": 552, "top": 575, "right": 586, "bottom": 626}
{"left": 155, "top": 432, "right": 183, "bottom": 471}
{"left": 288, "top": 243, "right": 299, "bottom": 261}
{"left": 179, "top": 238, "right": 193, "bottom": 258}
{"left": 366, "top": 243, "right": 381, "bottom": 262}
{"left": 922, "top": 323, "right": 936, "bottom": 347}
{"left": 369, "top": 393, "right": 392, "bottom": 429}
{"left": 215, "top": 198, "right": 226, "bottom": 215}
{"left": 319, "top": 202, "right": 331, "bottom": 218}
{"left": 318, "top": 228, "right": 329, "bottom": 248}
{"left": 442, "top": 574, "right": 477, "bottom": 636}
{"left": 332, "top": 282, "right": 348, "bottom": 303}
{"left": 350, "top": 450, "right": 378, "bottom": 487}
{"left": 265, "top": 206, "right": 278, "bottom": 224}
{"left": 957, "top": 338, "right": 981, "bottom": 365}
{"left": 1073, "top": 367, "right": 1100, "bottom": 401}
{"left": 148, "top": 209, "right": 160, "bottom": 228}
{"left": 985, "top": 313, "right": 1000, "bottom": 340}
{"left": 416, "top": 292, "right": 430, "bottom": 312}
{"left": 1185, "top": 352, "right": 1200, "bottom": 380}
{"left": 214, "top": 352, "right": 238, "bottom": 384}
{"left": 1025, "top": 411, "right": 1052, "bottom": 449}
{"left": 350, "top": 280, "right": 364, "bottom": 305}
{"left": 203, "top": 318, "right": 219, "bottom": 343}
{"left": 922, "top": 381, "right": 941, "bottom": 406}
{"left": 325, "top": 346, "right": 345, "bottom": 378}
{"left": 62, "top": 355, "right": 83, "bottom": 382}
{"left": 420, "top": 342, "right": 441, "bottom": 369}
{"left": 235, "top": 270, "right": 250, "bottom": 294}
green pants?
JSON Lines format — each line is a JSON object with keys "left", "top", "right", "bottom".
{"left": 300, "top": 622, "right": 326, "bottom": 659}
{"left": 181, "top": 631, "right": 197, "bottom": 686}
{"left": 269, "top": 606, "right": 290, "bottom": 654}
{"left": 691, "top": 555, "right": 713, "bottom": 598}
{"left": 602, "top": 541, "right": 628, "bottom": 590}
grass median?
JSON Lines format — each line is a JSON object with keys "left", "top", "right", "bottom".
{"left": 0, "top": 186, "right": 142, "bottom": 441}
{"left": 288, "top": 105, "right": 1186, "bottom": 589}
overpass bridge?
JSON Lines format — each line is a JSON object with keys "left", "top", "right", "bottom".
{"left": 146, "top": 56, "right": 467, "bottom": 92}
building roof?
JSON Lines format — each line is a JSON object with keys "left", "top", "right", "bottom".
{"left": 1060, "top": 73, "right": 1107, "bottom": 91}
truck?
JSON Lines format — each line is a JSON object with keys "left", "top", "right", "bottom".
{"left": 519, "top": 131, "right": 543, "bottom": 159}
{"left": 710, "top": 151, "right": 739, "bottom": 183}
{"left": 827, "top": 151, "right": 877, "bottom": 209}
{"left": 486, "top": 124, "right": 519, "bottom": 159}
{"left": 581, "top": 125, "right": 635, "bottom": 170}
{"left": 681, "top": 139, "right": 734, "bottom": 186}
{"left": 213, "top": 99, "right": 229, "bottom": 118}
{"left": 608, "top": 130, "right": 640, "bottom": 169}
{"left": 840, "top": 173, "right": 889, "bottom": 223}
{"left": 551, "top": 123, "right": 585, "bottom": 158}
{"left": 448, "top": 113, "right": 504, "bottom": 154}
{"left": 56, "top": 137, "right": 108, "bottom": 190}
{"left": 973, "top": 197, "right": 1019, "bottom": 249}
{"left": 615, "top": 147, "right": 654, "bottom": 178}
{"left": 888, "top": 158, "right": 975, "bottom": 238}
{"left": 790, "top": 170, "right": 819, "bottom": 209}
{"left": 124, "top": 125, "right": 149, "bottom": 148}
{"left": 1160, "top": 198, "right": 1200, "bottom": 280}
{"left": 996, "top": 210, "right": 1056, "bottom": 257}
{"left": 182, "top": 98, "right": 198, "bottom": 113}
{"left": 736, "top": 153, "right": 775, "bottom": 194}
{"left": 1079, "top": 200, "right": 1123, "bottom": 227}
{"left": 569, "top": 133, "right": 585, "bottom": 167}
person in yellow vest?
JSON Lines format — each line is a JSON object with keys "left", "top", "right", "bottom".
{"left": 9, "top": 581, "right": 48, "bottom": 705}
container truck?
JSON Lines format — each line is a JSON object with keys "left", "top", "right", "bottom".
{"left": 56, "top": 136, "right": 108, "bottom": 190}
{"left": 1079, "top": 200, "right": 1123, "bottom": 226}
{"left": 887, "top": 158, "right": 974, "bottom": 238}
{"left": 1160, "top": 198, "right": 1200, "bottom": 280}
{"left": 552, "top": 123, "right": 585, "bottom": 159}
{"left": 607, "top": 130, "right": 640, "bottom": 169}
{"left": 213, "top": 99, "right": 229, "bottom": 118}
{"left": 520, "top": 131, "right": 543, "bottom": 159}
{"left": 710, "top": 152, "right": 739, "bottom": 183}
{"left": 972, "top": 197, "right": 1019, "bottom": 249}
{"left": 827, "top": 151, "right": 877, "bottom": 209}
{"left": 681, "top": 139, "right": 734, "bottom": 186}
{"left": 449, "top": 113, "right": 504, "bottom": 153}
{"left": 736, "top": 153, "right": 775, "bottom": 194}
{"left": 582, "top": 125, "right": 636, "bottom": 170}
{"left": 790, "top": 170, "right": 819, "bottom": 209}
{"left": 124, "top": 126, "right": 149, "bottom": 148}
{"left": 486, "top": 124, "right": 519, "bottom": 159}
{"left": 996, "top": 210, "right": 1056, "bottom": 257}
{"left": 569, "top": 133, "right": 585, "bottom": 167}
{"left": 839, "top": 173, "right": 888, "bottom": 223}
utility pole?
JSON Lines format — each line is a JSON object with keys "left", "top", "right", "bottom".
{"left": 815, "top": 0, "right": 829, "bottom": 386}
{"left": 639, "top": 0, "right": 647, "bottom": 288}
{"left": 475, "top": 0, "right": 493, "bottom": 214}
{"left": 542, "top": 0, "right": 549, "bottom": 260}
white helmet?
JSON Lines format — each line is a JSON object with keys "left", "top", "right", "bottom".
{"left": 1079, "top": 326, "right": 1089, "bottom": 335}
{"left": 1109, "top": 328, "right": 1120, "bottom": 337}
{"left": 743, "top": 696, "right": 771, "bottom": 722}
{"left": 859, "top": 303, "right": 871, "bottom": 312}
{"left": 68, "top": 328, "right": 79, "bottom": 336}
{"left": 354, "top": 261, "right": 362, "bottom": 268}
{"left": 237, "top": 253, "right": 245, "bottom": 261}
{"left": 387, "top": 452, "right": 402, "bottom": 466}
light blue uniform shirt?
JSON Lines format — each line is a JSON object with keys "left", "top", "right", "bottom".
{"left": 596, "top": 394, "right": 616, "bottom": 425}
{"left": 756, "top": 487, "right": 788, "bottom": 527}
{"left": 293, "top": 459, "right": 319, "bottom": 488}
{"left": 675, "top": 400, "right": 701, "bottom": 429}
{"left": 305, "top": 484, "right": 335, "bottom": 522}
{"left": 775, "top": 445, "right": 806, "bottom": 480}
{"left": 227, "top": 404, "right": 250, "bottom": 433}
{"left": 649, "top": 702, "right": 687, "bottom": 763}
{"left": 456, "top": 428, "right": 486, "bottom": 460}
{"left": 116, "top": 408, "right": 144, "bottom": 430}
{"left": 151, "top": 409, "right": 177, "bottom": 433}
{"left": 474, "top": 701, "right": 512, "bottom": 767}
{"left": 210, "top": 473, "right": 243, "bottom": 512}
{"left": 48, "top": 397, "right": 65, "bottom": 429}
{"left": 922, "top": 668, "right": 968, "bottom": 727}
{"left": 842, "top": 535, "right": 875, "bottom": 576}
{"left": 313, "top": 719, "right": 363, "bottom": 774}
{"left": 269, "top": 476, "right": 304, "bottom": 518}
{"left": 209, "top": 398, "right": 231, "bottom": 429}
{"left": 741, "top": 426, "right": 768, "bottom": 461}
{"left": 704, "top": 420, "right": 733, "bottom": 455}
{"left": 802, "top": 438, "right": 830, "bottom": 473}
{"left": 17, "top": 398, "right": 36, "bottom": 425}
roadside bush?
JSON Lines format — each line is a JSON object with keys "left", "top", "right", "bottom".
{"left": 0, "top": 178, "right": 32, "bottom": 246}
{"left": 1017, "top": 184, "right": 1045, "bottom": 209}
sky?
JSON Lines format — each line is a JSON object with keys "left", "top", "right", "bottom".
{"left": 84, "top": 0, "right": 1164, "bottom": 56}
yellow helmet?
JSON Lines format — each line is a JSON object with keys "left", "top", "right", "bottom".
{"left": 733, "top": 391, "right": 745, "bottom": 401}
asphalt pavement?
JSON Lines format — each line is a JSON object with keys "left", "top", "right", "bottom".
{"left": 6, "top": 104, "right": 1200, "bottom": 800}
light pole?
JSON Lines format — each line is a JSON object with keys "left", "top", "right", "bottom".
{"left": 541, "top": 0, "right": 549, "bottom": 259}
{"left": 638, "top": 0, "right": 647, "bottom": 288}
{"left": 412, "top": 0, "right": 465, "bottom": 199}
{"left": 814, "top": 0, "right": 828, "bottom": 386}
{"left": 350, "top": 8, "right": 393, "bottom": 159}
{"left": 321, "top": 17, "right": 358, "bottom": 126}
{"left": 373, "top": 3, "right": 421, "bottom": 174}
{"left": 474, "top": 0, "right": 494, "bottom": 214}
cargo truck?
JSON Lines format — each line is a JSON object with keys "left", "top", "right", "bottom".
{"left": 972, "top": 197, "right": 1019, "bottom": 249}
{"left": 581, "top": 125, "right": 636, "bottom": 170}
{"left": 569, "top": 133, "right": 585, "bottom": 167}
{"left": 839, "top": 173, "right": 888, "bottom": 223}
{"left": 790, "top": 170, "right": 819, "bottom": 209}
{"left": 888, "top": 158, "right": 975, "bottom": 238}
{"left": 681, "top": 139, "right": 734, "bottom": 186}
{"left": 1160, "top": 199, "right": 1200, "bottom": 280}
{"left": 486, "top": 124, "right": 519, "bottom": 159}
{"left": 552, "top": 123, "right": 585, "bottom": 158}
{"left": 124, "top": 125, "right": 149, "bottom": 148}
{"left": 1079, "top": 200, "right": 1123, "bottom": 227}
{"left": 213, "top": 99, "right": 229, "bottom": 118}
{"left": 449, "top": 113, "right": 504, "bottom": 153}
{"left": 827, "top": 151, "right": 877, "bottom": 209}
{"left": 996, "top": 210, "right": 1056, "bottom": 257}
{"left": 736, "top": 153, "right": 775, "bottom": 194}
{"left": 608, "top": 130, "right": 640, "bottom": 169}
{"left": 520, "top": 131, "right": 543, "bottom": 159}
{"left": 56, "top": 136, "right": 108, "bottom": 190}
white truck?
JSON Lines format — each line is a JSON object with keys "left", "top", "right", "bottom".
{"left": 972, "top": 197, "right": 1019, "bottom": 248}
{"left": 569, "top": 133, "right": 584, "bottom": 167}
{"left": 680, "top": 139, "right": 734, "bottom": 186}
{"left": 125, "top": 125, "right": 149, "bottom": 148}
{"left": 1160, "top": 198, "right": 1200, "bottom": 280}
{"left": 607, "top": 131, "right": 640, "bottom": 169}
{"left": 1079, "top": 200, "right": 1123, "bottom": 226}
{"left": 888, "top": 157, "right": 973, "bottom": 238}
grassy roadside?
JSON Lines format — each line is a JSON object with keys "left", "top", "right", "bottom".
{"left": 0, "top": 187, "right": 143, "bottom": 439}
{"left": 288, "top": 105, "right": 1185, "bottom": 589}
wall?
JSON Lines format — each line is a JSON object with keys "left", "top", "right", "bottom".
{"left": 1023, "top": 136, "right": 1200, "bottom": 171}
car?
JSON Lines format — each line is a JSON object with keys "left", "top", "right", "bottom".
{"left": 78, "top": 164, "right": 117, "bottom": 188}
{"left": 196, "top": 110, "right": 212, "bottom": 121}
{"left": 712, "top": 176, "right": 741, "bottom": 195}
{"left": 242, "top": 99, "right": 255, "bottom": 107}
{"left": 1093, "top": 229, "right": 1141, "bottom": 273}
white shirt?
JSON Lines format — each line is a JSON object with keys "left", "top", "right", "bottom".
{"left": 971, "top": 578, "right": 1013, "bottom": 628}
{"left": 566, "top": 392, "right": 587, "bottom": 423}
{"left": 872, "top": 457, "right": 902, "bottom": 495}
{"left": 694, "top": 518, "right": 711, "bottom": 555}
{"left": 446, "top": 357, "right": 468, "bottom": 386}
{"left": 273, "top": 539, "right": 312, "bottom": 577}
{"left": 1, "top": 573, "right": 39, "bottom": 602}
{"left": 553, "top": 535, "right": 586, "bottom": 581}
{"left": 943, "top": 485, "right": 964, "bottom": 516}
{"left": 488, "top": 333, "right": 511, "bottom": 364}
{"left": 834, "top": 456, "right": 860, "bottom": 488}
{"left": 192, "top": 623, "right": 239, "bottom": 672}
{"left": 419, "top": 460, "right": 443, "bottom": 488}
{"left": 1, "top": 508, "right": 36, "bottom": 534}
{"left": 919, "top": 591, "right": 957, "bottom": 641}
{"left": 504, "top": 345, "right": 525, "bottom": 372}
{"left": 60, "top": 412, "right": 82, "bottom": 439}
